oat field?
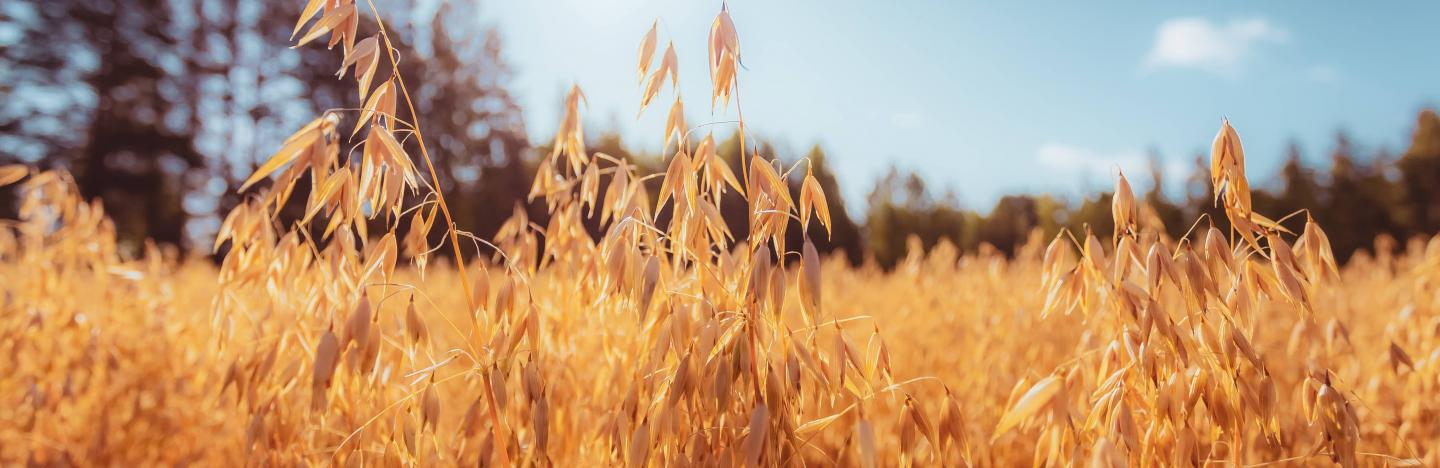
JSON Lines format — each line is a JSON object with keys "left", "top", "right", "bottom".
{"left": 3, "top": 2, "right": 1439, "bottom": 467}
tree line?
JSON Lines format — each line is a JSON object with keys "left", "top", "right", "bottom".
{"left": 863, "top": 111, "right": 1440, "bottom": 268}
{"left": 2, "top": 0, "right": 529, "bottom": 253}
{"left": 4, "top": 0, "right": 1439, "bottom": 268}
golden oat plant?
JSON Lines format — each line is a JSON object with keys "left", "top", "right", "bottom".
{"left": 1013, "top": 121, "right": 1433, "bottom": 467}
{"left": 3, "top": 1, "right": 1440, "bottom": 467}
{"left": 205, "top": 1, "right": 938, "bottom": 466}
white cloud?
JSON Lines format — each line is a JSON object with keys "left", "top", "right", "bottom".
{"left": 1305, "top": 65, "right": 1340, "bottom": 84}
{"left": 1036, "top": 143, "right": 1187, "bottom": 187}
{"left": 1143, "top": 17, "right": 1288, "bottom": 78}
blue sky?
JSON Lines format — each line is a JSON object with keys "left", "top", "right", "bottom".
{"left": 481, "top": 1, "right": 1440, "bottom": 211}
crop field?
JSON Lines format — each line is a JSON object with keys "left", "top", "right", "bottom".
{"left": 2, "top": 1, "right": 1438, "bottom": 467}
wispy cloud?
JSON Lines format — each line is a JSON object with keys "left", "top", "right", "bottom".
{"left": 1142, "top": 17, "right": 1288, "bottom": 78}
{"left": 1036, "top": 143, "right": 1187, "bottom": 186}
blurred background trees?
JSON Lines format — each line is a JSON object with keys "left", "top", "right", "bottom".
{"left": 1399, "top": 110, "right": 1440, "bottom": 235}
{"left": 1, "top": 0, "right": 527, "bottom": 253}
{"left": 861, "top": 110, "right": 1440, "bottom": 268}
{"left": 3, "top": 0, "right": 1440, "bottom": 268}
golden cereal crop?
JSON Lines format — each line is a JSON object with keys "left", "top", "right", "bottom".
{"left": 2, "top": 2, "right": 1439, "bottom": 467}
